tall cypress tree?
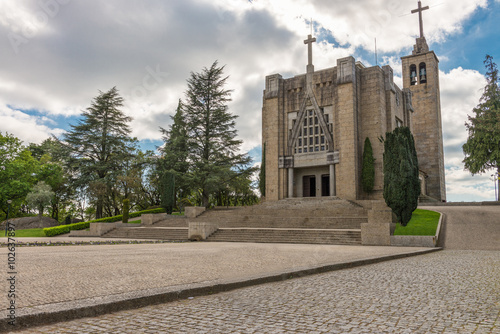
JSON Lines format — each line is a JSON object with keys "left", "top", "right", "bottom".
{"left": 183, "top": 61, "right": 253, "bottom": 207}
{"left": 361, "top": 137, "right": 375, "bottom": 193}
{"left": 160, "top": 172, "right": 175, "bottom": 214}
{"left": 463, "top": 55, "right": 500, "bottom": 198}
{"left": 63, "top": 87, "right": 136, "bottom": 218}
{"left": 383, "top": 127, "right": 420, "bottom": 226}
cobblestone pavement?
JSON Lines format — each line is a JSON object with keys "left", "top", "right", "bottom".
{"left": 16, "top": 250, "right": 499, "bottom": 333}
{"left": 0, "top": 242, "right": 427, "bottom": 309}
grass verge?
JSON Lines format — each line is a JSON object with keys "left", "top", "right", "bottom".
{"left": 394, "top": 209, "right": 440, "bottom": 236}
{"left": 0, "top": 228, "right": 46, "bottom": 238}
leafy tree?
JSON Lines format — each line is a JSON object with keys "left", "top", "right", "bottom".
{"left": 361, "top": 137, "right": 375, "bottom": 193}
{"left": 29, "top": 139, "right": 72, "bottom": 221}
{"left": 62, "top": 87, "right": 137, "bottom": 218}
{"left": 259, "top": 143, "right": 266, "bottom": 198}
{"left": 0, "top": 132, "right": 38, "bottom": 218}
{"left": 463, "top": 55, "right": 500, "bottom": 198}
{"left": 26, "top": 181, "right": 54, "bottom": 217}
{"left": 160, "top": 172, "right": 175, "bottom": 214}
{"left": 382, "top": 127, "right": 420, "bottom": 226}
{"left": 183, "top": 61, "right": 254, "bottom": 207}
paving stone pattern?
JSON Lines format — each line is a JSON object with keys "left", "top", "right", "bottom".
{"left": 18, "top": 250, "right": 499, "bottom": 333}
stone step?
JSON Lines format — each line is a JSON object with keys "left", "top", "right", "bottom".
{"left": 194, "top": 217, "right": 365, "bottom": 229}
{"left": 206, "top": 228, "right": 361, "bottom": 245}
{"left": 201, "top": 207, "right": 367, "bottom": 216}
{"left": 153, "top": 217, "right": 189, "bottom": 227}
{"left": 102, "top": 227, "right": 188, "bottom": 241}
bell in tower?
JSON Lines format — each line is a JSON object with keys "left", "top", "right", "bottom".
{"left": 410, "top": 65, "right": 418, "bottom": 85}
{"left": 419, "top": 63, "right": 427, "bottom": 83}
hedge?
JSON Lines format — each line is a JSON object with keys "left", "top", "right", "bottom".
{"left": 43, "top": 222, "right": 90, "bottom": 237}
{"left": 43, "top": 208, "right": 166, "bottom": 237}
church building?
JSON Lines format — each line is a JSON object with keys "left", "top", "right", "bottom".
{"left": 262, "top": 1, "right": 446, "bottom": 202}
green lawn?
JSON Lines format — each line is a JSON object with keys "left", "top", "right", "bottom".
{"left": 128, "top": 220, "right": 141, "bottom": 224}
{"left": 0, "top": 228, "right": 46, "bottom": 238}
{"left": 394, "top": 209, "right": 441, "bottom": 236}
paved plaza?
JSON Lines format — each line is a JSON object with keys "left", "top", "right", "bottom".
{"left": 13, "top": 250, "right": 500, "bottom": 333}
{"left": 1, "top": 243, "right": 429, "bottom": 310}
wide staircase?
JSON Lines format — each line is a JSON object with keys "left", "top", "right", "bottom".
{"left": 207, "top": 228, "right": 361, "bottom": 245}
{"left": 102, "top": 197, "right": 368, "bottom": 245}
{"left": 102, "top": 226, "right": 188, "bottom": 241}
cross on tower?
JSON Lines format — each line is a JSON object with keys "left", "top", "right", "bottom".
{"left": 411, "top": 1, "right": 429, "bottom": 38}
{"left": 304, "top": 34, "right": 316, "bottom": 69}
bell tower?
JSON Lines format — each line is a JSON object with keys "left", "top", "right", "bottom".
{"left": 401, "top": 1, "right": 446, "bottom": 201}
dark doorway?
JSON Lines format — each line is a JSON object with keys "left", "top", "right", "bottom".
{"left": 321, "top": 175, "right": 330, "bottom": 197}
{"left": 303, "top": 176, "right": 316, "bottom": 197}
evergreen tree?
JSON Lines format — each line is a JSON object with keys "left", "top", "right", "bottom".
{"left": 62, "top": 87, "right": 137, "bottom": 218}
{"left": 259, "top": 143, "right": 266, "bottom": 198}
{"left": 122, "top": 198, "right": 130, "bottom": 224}
{"left": 159, "top": 99, "right": 190, "bottom": 203}
{"left": 383, "top": 127, "right": 420, "bottom": 226}
{"left": 183, "top": 61, "right": 253, "bottom": 207}
{"left": 361, "top": 137, "right": 375, "bottom": 193}
{"left": 463, "top": 55, "right": 500, "bottom": 199}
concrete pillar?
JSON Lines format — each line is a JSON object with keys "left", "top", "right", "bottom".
{"left": 288, "top": 168, "right": 294, "bottom": 198}
{"left": 330, "top": 164, "right": 336, "bottom": 196}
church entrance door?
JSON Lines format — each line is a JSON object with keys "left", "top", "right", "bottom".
{"left": 321, "top": 175, "right": 330, "bottom": 197}
{"left": 303, "top": 176, "right": 316, "bottom": 197}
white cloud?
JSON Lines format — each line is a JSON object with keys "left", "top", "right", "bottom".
{"left": 0, "top": 104, "right": 65, "bottom": 144}
{"left": 439, "top": 67, "right": 495, "bottom": 201}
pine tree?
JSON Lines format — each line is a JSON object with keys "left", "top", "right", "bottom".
{"left": 383, "top": 127, "right": 420, "bottom": 226}
{"left": 183, "top": 61, "right": 253, "bottom": 207}
{"left": 159, "top": 99, "right": 190, "bottom": 203}
{"left": 361, "top": 137, "right": 375, "bottom": 193}
{"left": 463, "top": 55, "right": 500, "bottom": 199}
{"left": 63, "top": 87, "right": 137, "bottom": 218}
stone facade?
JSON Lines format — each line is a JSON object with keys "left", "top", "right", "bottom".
{"left": 262, "top": 33, "right": 445, "bottom": 202}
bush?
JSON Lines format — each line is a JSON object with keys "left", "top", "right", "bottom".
{"left": 64, "top": 215, "right": 71, "bottom": 225}
{"left": 42, "top": 208, "right": 166, "bottom": 237}
{"left": 43, "top": 221, "right": 90, "bottom": 237}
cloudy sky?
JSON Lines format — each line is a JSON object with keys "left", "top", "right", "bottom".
{"left": 1, "top": 0, "right": 499, "bottom": 202}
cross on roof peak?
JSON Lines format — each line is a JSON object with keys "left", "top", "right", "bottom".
{"left": 411, "top": 1, "right": 430, "bottom": 38}
{"left": 304, "top": 34, "right": 316, "bottom": 73}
